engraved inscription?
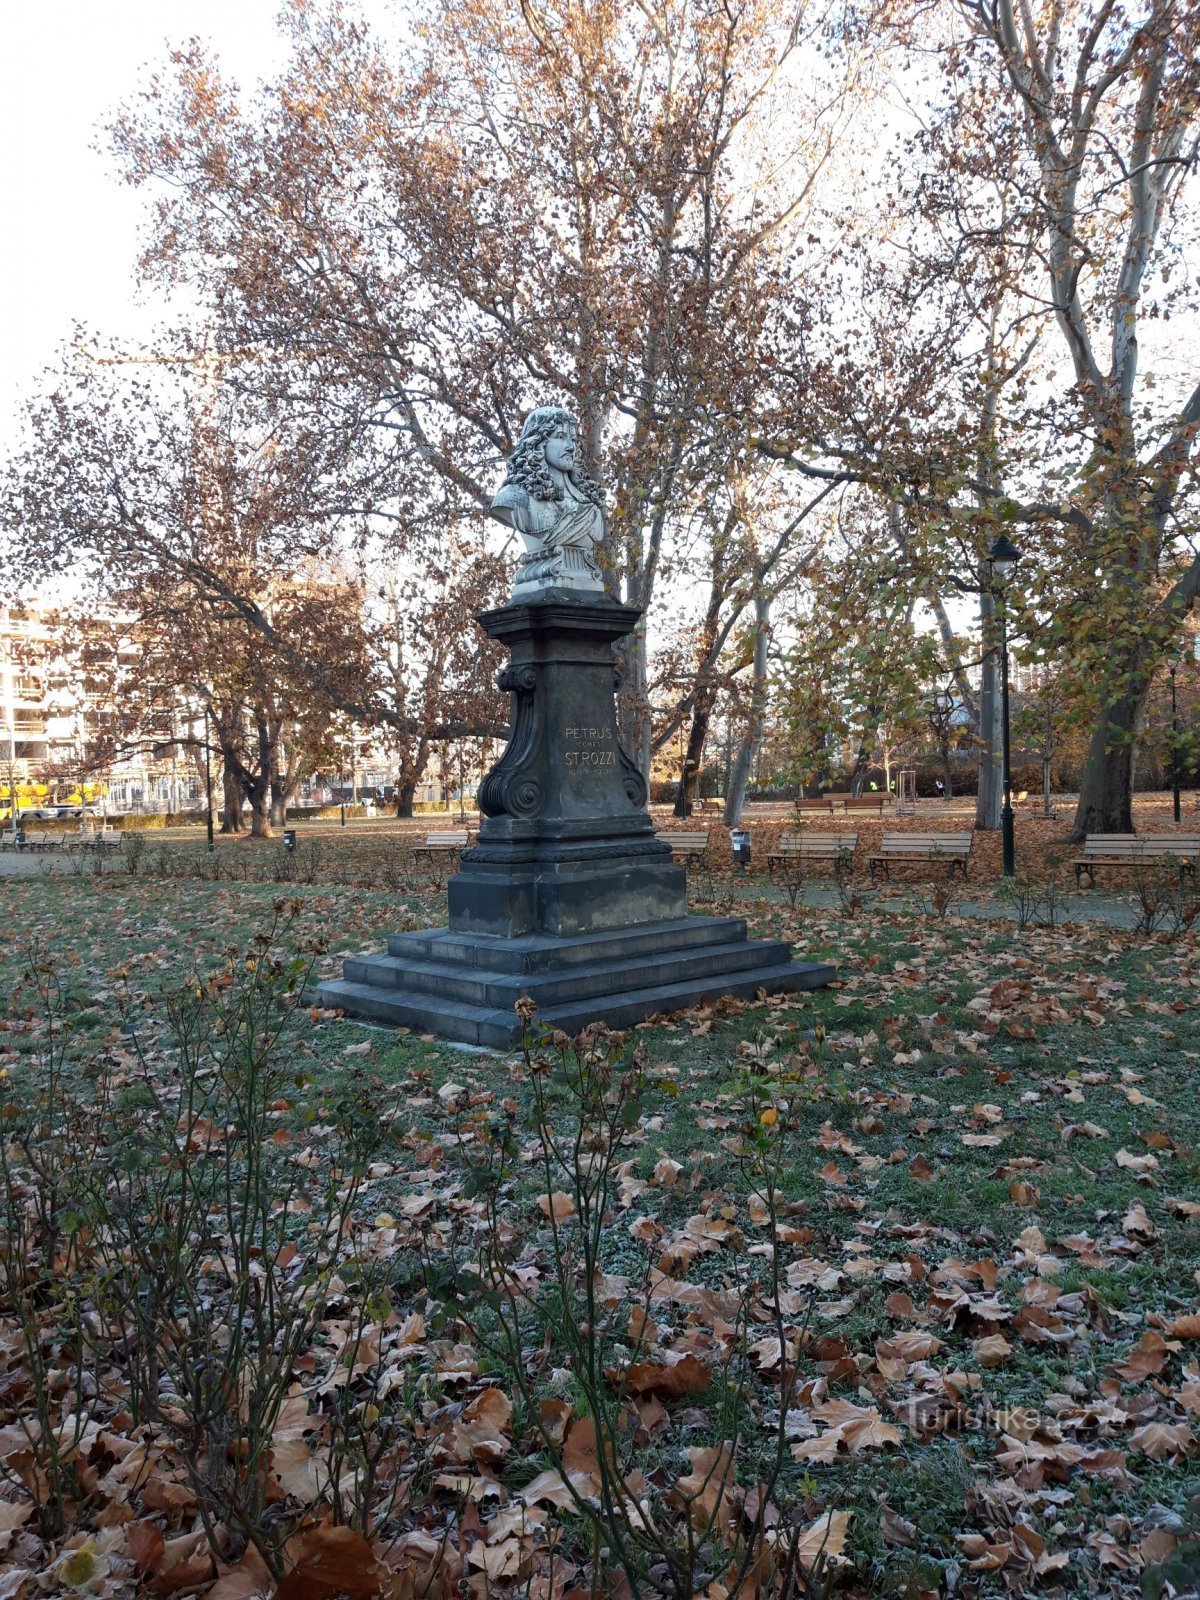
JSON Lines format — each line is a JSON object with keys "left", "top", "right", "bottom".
{"left": 564, "top": 725, "right": 616, "bottom": 769}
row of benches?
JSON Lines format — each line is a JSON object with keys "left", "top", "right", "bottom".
{"left": 1, "top": 829, "right": 124, "bottom": 854}
{"left": 10, "top": 823, "right": 1188, "bottom": 887}
{"left": 390, "top": 827, "right": 1200, "bottom": 887}
{"left": 662, "top": 829, "right": 1200, "bottom": 885}
{"left": 660, "top": 829, "right": 976, "bottom": 878}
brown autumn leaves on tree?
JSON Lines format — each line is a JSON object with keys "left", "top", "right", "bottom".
{"left": 96, "top": 0, "right": 857, "bottom": 765}
{"left": 765, "top": 0, "right": 1200, "bottom": 835}
{"left": 2, "top": 0, "right": 1199, "bottom": 833}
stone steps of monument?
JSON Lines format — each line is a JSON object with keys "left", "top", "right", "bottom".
{"left": 384, "top": 915, "right": 746, "bottom": 973}
{"left": 316, "top": 957, "right": 834, "bottom": 1049}
{"left": 343, "top": 934, "right": 789, "bottom": 1010}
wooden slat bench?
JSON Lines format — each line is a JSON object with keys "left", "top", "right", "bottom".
{"left": 657, "top": 830, "right": 715, "bottom": 895}
{"left": 78, "top": 829, "right": 123, "bottom": 853}
{"left": 868, "top": 832, "right": 973, "bottom": 880}
{"left": 841, "top": 794, "right": 890, "bottom": 814}
{"left": 412, "top": 830, "right": 471, "bottom": 868}
{"left": 658, "top": 829, "right": 711, "bottom": 870}
{"left": 1073, "top": 834, "right": 1200, "bottom": 887}
{"left": 0, "top": 829, "right": 25, "bottom": 852}
{"left": 797, "top": 795, "right": 891, "bottom": 816}
{"left": 767, "top": 833, "right": 858, "bottom": 879}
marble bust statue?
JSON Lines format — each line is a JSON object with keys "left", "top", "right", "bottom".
{"left": 491, "top": 406, "right": 607, "bottom": 601}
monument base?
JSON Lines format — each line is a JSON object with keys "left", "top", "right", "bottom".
{"left": 314, "top": 591, "right": 834, "bottom": 1044}
{"left": 313, "top": 915, "right": 834, "bottom": 1048}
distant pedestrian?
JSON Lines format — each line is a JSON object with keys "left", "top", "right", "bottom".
{"left": 935, "top": 778, "right": 945, "bottom": 797}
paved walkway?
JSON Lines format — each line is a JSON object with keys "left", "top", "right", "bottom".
{"left": 0, "top": 851, "right": 92, "bottom": 877}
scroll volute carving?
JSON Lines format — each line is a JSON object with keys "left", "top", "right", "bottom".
{"left": 478, "top": 663, "right": 543, "bottom": 818}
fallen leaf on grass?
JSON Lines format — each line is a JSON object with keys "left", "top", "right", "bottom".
{"left": 206, "top": 1548, "right": 273, "bottom": 1600}
{"left": 1123, "top": 1199, "right": 1157, "bottom": 1239}
{"left": 538, "top": 1191, "right": 576, "bottom": 1222}
{"left": 669, "top": 1443, "right": 739, "bottom": 1533}
{"left": 958, "top": 1533, "right": 1010, "bottom": 1570}
{"left": 275, "top": 1522, "right": 385, "bottom": 1600}
{"left": 792, "top": 1509, "right": 850, "bottom": 1570}
{"left": 1127, "top": 1422, "right": 1193, "bottom": 1460}
{"left": 794, "top": 1400, "right": 901, "bottom": 1460}
{"left": 1112, "top": 1331, "right": 1168, "bottom": 1381}
{"left": 126, "top": 1521, "right": 165, "bottom": 1575}
{"left": 272, "top": 1431, "right": 325, "bottom": 1502}
{"left": 619, "top": 1354, "right": 710, "bottom": 1398}
{"left": 972, "top": 1333, "right": 1013, "bottom": 1367}
{"left": 875, "top": 1330, "right": 942, "bottom": 1363}
{"left": 0, "top": 1503, "right": 31, "bottom": 1535}
{"left": 465, "top": 1537, "right": 522, "bottom": 1581}
{"left": 450, "top": 1386, "right": 513, "bottom": 1469}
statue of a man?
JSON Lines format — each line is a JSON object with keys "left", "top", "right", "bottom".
{"left": 491, "top": 406, "right": 607, "bottom": 601}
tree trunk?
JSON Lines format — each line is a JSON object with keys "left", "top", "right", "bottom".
{"left": 674, "top": 697, "right": 715, "bottom": 817}
{"left": 269, "top": 790, "right": 287, "bottom": 828}
{"left": 1070, "top": 680, "right": 1144, "bottom": 840}
{"left": 395, "top": 781, "right": 416, "bottom": 817}
{"left": 249, "top": 786, "right": 272, "bottom": 838}
{"left": 221, "top": 766, "right": 243, "bottom": 833}
{"left": 244, "top": 712, "right": 275, "bottom": 838}
{"left": 929, "top": 592, "right": 980, "bottom": 735}
{"left": 975, "top": 589, "right": 1002, "bottom": 830}
{"left": 724, "top": 593, "right": 771, "bottom": 828}
{"left": 940, "top": 746, "right": 954, "bottom": 799}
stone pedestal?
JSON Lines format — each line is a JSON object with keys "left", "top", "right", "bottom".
{"left": 315, "top": 592, "right": 833, "bottom": 1046}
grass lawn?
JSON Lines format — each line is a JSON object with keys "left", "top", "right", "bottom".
{"left": 0, "top": 860, "right": 1197, "bottom": 1599}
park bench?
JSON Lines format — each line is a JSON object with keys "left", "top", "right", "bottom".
{"left": 766, "top": 832, "right": 858, "bottom": 879}
{"left": 657, "top": 829, "right": 714, "bottom": 893}
{"left": 868, "top": 831, "right": 973, "bottom": 880}
{"left": 0, "top": 829, "right": 25, "bottom": 852}
{"left": 78, "top": 827, "right": 122, "bottom": 853}
{"left": 841, "top": 794, "right": 891, "bottom": 814}
{"left": 658, "top": 829, "right": 710, "bottom": 867}
{"left": 1073, "top": 833, "right": 1200, "bottom": 888}
{"left": 412, "top": 830, "right": 471, "bottom": 869}
{"left": 796, "top": 795, "right": 890, "bottom": 816}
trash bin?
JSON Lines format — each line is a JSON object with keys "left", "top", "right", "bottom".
{"left": 731, "top": 829, "right": 751, "bottom": 871}
{"left": 282, "top": 829, "right": 297, "bottom": 852}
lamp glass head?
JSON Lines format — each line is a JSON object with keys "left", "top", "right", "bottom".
{"left": 987, "top": 533, "right": 1021, "bottom": 582}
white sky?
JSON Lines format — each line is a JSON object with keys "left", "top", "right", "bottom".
{"left": 0, "top": 1, "right": 290, "bottom": 451}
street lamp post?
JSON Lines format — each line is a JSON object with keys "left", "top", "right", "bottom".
{"left": 986, "top": 533, "right": 1022, "bottom": 877}
{"left": 203, "top": 705, "right": 215, "bottom": 852}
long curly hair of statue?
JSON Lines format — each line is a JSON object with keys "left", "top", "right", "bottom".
{"left": 501, "top": 407, "right": 605, "bottom": 507}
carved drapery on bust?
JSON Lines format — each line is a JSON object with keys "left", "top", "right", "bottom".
{"left": 490, "top": 406, "right": 607, "bottom": 602}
